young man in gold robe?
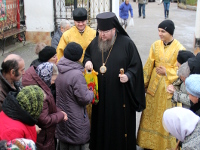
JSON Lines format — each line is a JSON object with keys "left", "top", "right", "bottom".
{"left": 56, "top": 8, "right": 96, "bottom": 62}
{"left": 137, "top": 20, "right": 185, "bottom": 150}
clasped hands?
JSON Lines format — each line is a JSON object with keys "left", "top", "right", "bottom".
{"left": 85, "top": 61, "right": 128, "bottom": 83}
{"left": 156, "top": 66, "right": 166, "bottom": 76}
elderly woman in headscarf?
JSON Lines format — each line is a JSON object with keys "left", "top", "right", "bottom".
{"left": 0, "top": 85, "right": 44, "bottom": 142}
{"left": 168, "top": 52, "right": 200, "bottom": 109}
{"left": 167, "top": 50, "right": 195, "bottom": 108}
{"left": 22, "top": 62, "right": 67, "bottom": 150}
{"left": 163, "top": 107, "right": 200, "bottom": 150}
{"left": 30, "top": 44, "right": 58, "bottom": 67}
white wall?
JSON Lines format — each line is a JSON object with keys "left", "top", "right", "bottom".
{"left": 195, "top": 0, "right": 200, "bottom": 38}
{"left": 24, "top": 0, "right": 54, "bottom": 32}
{"left": 90, "top": 0, "right": 112, "bottom": 18}
{"left": 112, "top": 0, "right": 119, "bottom": 19}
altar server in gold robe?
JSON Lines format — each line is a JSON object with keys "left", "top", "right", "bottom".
{"left": 56, "top": 8, "right": 96, "bottom": 62}
{"left": 137, "top": 19, "right": 185, "bottom": 150}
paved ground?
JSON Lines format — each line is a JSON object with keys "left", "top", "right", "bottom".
{"left": 0, "top": 1, "right": 196, "bottom": 149}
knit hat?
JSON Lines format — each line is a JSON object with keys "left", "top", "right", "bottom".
{"left": 185, "top": 74, "right": 200, "bottom": 98}
{"left": 16, "top": 85, "right": 44, "bottom": 120}
{"left": 73, "top": 8, "right": 87, "bottom": 21}
{"left": 188, "top": 52, "right": 200, "bottom": 74}
{"left": 38, "top": 46, "right": 56, "bottom": 62}
{"left": 158, "top": 20, "right": 175, "bottom": 36}
{"left": 36, "top": 62, "right": 53, "bottom": 87}
{"left": 177, "top": 50, "right": 195, "bottom": 64}
{"left": 64, "top": 42, "right": 83, "bottom": 61}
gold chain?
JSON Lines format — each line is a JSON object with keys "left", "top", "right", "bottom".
{"left": 102, "top": 33, "right": 117, "bottom": 66}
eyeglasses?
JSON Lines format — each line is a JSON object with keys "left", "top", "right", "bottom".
{"left": 98, "top": 29, "right": 111, "bottom": 34}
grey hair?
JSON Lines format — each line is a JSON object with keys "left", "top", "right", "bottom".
{"left": 177, "top": 61, "right": 190, "bottom": 78}
{"left": 34, "top": 43, "right": 46, "bottom": 55}
{"left": 60, "top": 20, "right": 71, "bottom": 28}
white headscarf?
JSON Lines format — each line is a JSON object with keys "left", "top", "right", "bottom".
{"left": 162, "top": 107, "right": 200, "bottom": 142}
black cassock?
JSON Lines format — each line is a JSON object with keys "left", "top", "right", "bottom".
{"left": 83, "top": 33, "right": 146, "bottom": 150}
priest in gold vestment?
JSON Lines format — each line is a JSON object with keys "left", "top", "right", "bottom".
{"left": 56, "top": 8, "right": 96, "bottom": 62}
{"left": 137, "top": 20, "right": 185, "bottom": 150}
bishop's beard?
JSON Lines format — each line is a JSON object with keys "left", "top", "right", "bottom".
{"left": 98, "top": 35, "right": 115, "bottom": 52}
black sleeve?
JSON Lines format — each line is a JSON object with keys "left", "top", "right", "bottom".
{"left": 83, "top": 40, "right": 93, "bottom": 67}
{"left": 125, "top": 40, "right": 146, "bottom": 112}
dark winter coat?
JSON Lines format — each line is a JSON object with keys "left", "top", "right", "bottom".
{"left": 51, "top": 29, "right": 63, "bottom": 49}
{"left": 83, "top": 34, "right": 146, "bottom": 150}
{"left": 56, "top": 57, "right": 93, "bottom": 144}
{"left": 30, "top": 58, "right": 43, "bottom": 67}
{"left": 22, "top": 66, "right": 64, "bottom": 150}
{"left": 190, "top": 99, "right": 200, "bottom": 117}
{"left": 0, "top": 71, "right": 22, "bottom": 111}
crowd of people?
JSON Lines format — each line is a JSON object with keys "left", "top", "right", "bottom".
{"left": 0, "top": 4, "right": 199, "bottom": 150}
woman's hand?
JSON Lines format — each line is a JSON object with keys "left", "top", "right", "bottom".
{"left": 61, "top": 111, "right": 68, "bottom": 121}
{"left": 167, "top": 84, "right": 175, "bottom": 94}
{"left": 35, "top": 125, "right": 41, "bottom": 134}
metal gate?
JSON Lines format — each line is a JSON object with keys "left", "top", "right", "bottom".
{"left": 53, "top": 0, "right": 112, "bottom": 31}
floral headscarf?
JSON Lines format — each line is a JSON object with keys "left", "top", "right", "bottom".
{"left": 0, "top": 138, "right": 36, "bottom": 150}
{"left": 36, "top": 62, "right": 53, "bottom": 87}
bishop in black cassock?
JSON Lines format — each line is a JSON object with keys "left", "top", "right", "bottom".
{"left": 83, "top": 12, "right": 146, "bottom": 150}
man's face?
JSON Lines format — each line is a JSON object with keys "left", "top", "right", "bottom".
{"left": 64, "top": 24, "right": 71, "bottom": 31}
{"left": 13, "top": 60, "right": 25, "bottom": 81}
{"left": 125, "top": 0, "right": 129, "bottom": 4}
{"left": 98, "top": 28, "right": 115, "bottom": 41}
{"left": 158, "top": 28, "right": 171, "bottom": 43}
{"left": 61, "top": 24, "right": 71, "bottom": 33}
{"left": 74, "top": 20, "right": 87, "bottom": 31}
{"left": 98, "top": 28, "right": 116, "bottom": 52}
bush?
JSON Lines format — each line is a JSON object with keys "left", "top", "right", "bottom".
{"left": 65, "top": 0, "right": 74, "bottom": 6}
{"left": 186, "top": 0, "right": 197, "bottom": 5}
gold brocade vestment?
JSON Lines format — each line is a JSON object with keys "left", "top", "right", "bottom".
{"left": 137, "top": 39, "right": 185, "bottom": 150}
{"left": 56, "top": 26, "right": 96, "bottom": 62}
